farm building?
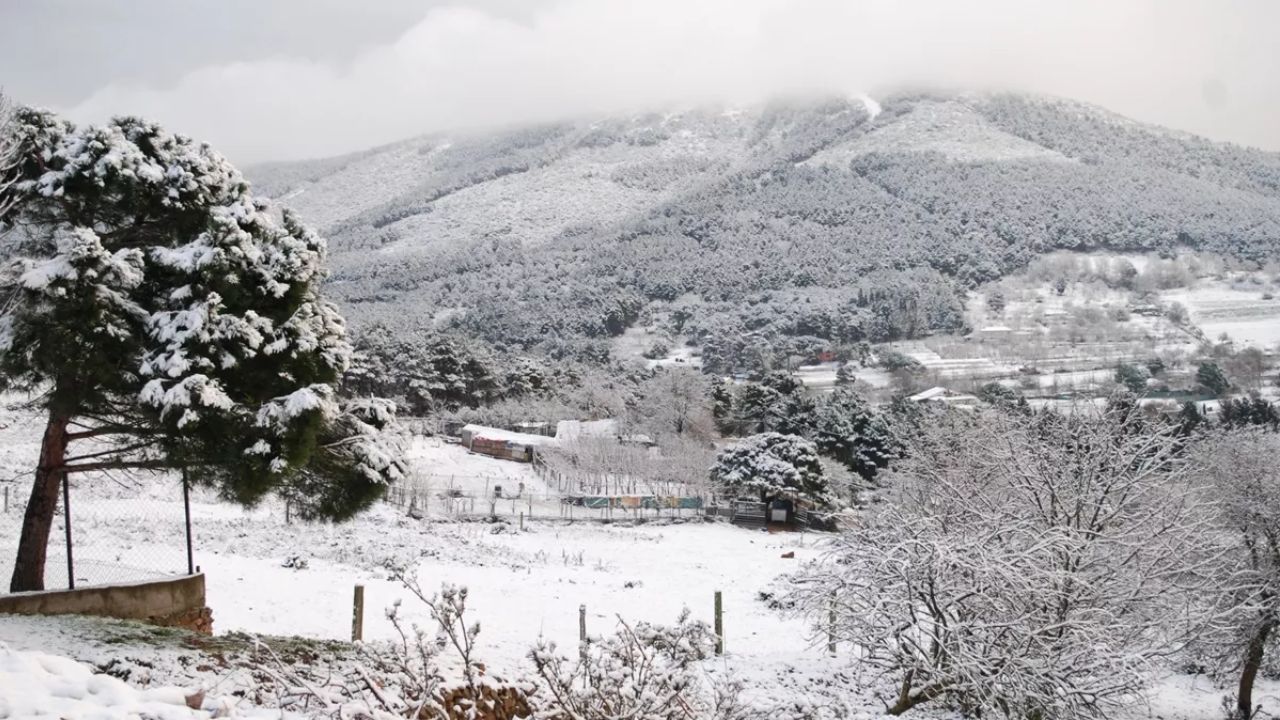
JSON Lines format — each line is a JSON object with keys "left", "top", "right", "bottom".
{"left": 554, "top": 419, "right": 619, "bottom": 442}
{"left": 908, "top": 386, "right": 979, "bottom": 406}
{"left": 459, "top": 424, "right": 557, "bottom": 462}
{"left": 511, "top": 421, "right": 554, "bottom": 437}
{"left": 977, "top": 325, "right": 1013, "bottom": 342}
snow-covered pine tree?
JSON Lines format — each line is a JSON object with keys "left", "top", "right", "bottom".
{"left": 0, "top": 108, "right": 405, "bottom": 591}
{"left": 710, "top": 432, "right": 836, "bottom": 508}
{"left": 811, "top": 386, "right": 898, "bottom": 483}
{"left": 0, "top": 95, "right": 18, "bottom": 220}
{"left": 833, "top": 363, "right": 853, "bottom": 386}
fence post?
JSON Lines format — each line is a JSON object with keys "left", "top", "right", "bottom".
{"left": 183, "top": 470, "right": 194, "bottom": 575}
{"left": 62, "top": 473, "right": 74, "bottom": 590}
{"left": 3, "top": 485, "right": 8, "bottom": 513}
{"left": 579, "top": 604, "right": 588, "bottom": 660}
{"left": 519, "top": 511, "right": 524, "bottom": 531}
{"left": 352, "top": 584, "right": 365, "bottom": 641}
{"left": 714, "top": 591, "right": 723, "bottom": 655}
{"left": 827, "top": 589, "right": 837, "bottom": 655}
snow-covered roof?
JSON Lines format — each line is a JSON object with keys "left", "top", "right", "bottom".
{"left": 979, "top": 325, "right": 1012, "bottom": 333}
{"left": 460, "top": 424, "right": 558, "bottom": 446}
{"left": 619, "top": 434, "right": 656, "bottom": 445}
{"left": 908, "top": 387, "right": 980, "bottom": 405}
{"left": 555, "top": 419, "right": 619, "bottom": 442}
{"left": 908, "top": 387, "right": 949, "bottom": 402}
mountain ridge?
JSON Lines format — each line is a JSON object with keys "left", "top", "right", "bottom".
{"left": 248, "top": 91, "right": 1280, "bottom": 367}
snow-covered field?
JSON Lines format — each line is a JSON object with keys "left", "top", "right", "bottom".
{"left": 0, "top": 399, "right": 1269, "bottom": 718}
{"left": 1162, "top": 281, "right": 1280, "bottom": 348}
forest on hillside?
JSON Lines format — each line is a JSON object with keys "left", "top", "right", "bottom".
{"left": 251, "top": 92, "right": 1280, "bottom": 369}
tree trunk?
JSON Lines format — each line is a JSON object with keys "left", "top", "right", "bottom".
{"left": 8, "top": 410, "right": 70, "bottom": 592}
{"left": 1237, "top": 617, "right": 1274, "bottom": 720}
{"left": 888, "top": 677, "right": 949, "bottom": 715}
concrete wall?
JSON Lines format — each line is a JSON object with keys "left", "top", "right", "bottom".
{"left": 0, "top": 573, "right": 212, "bottom": 634}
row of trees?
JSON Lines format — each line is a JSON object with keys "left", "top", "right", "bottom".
{"left": 785, "top": 397, "right": 1280, "bottom": 718}
{"left": 712, "top": 372, "right": 899, "bottom": 487}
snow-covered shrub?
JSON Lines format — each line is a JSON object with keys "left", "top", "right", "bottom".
{"left": 254, "top": 576, "right": 536, "bottom": 720}
{"left": 528, "top": 608, "right": 717, "bottom": 720}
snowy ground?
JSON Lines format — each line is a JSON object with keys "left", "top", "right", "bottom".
{"left": 0, "top": 644, "right": 239, "bottom": 719}
{"left": 0, "top": 398, "right": 1271, "bottom": 718}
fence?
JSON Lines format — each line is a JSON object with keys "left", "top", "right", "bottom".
{"left": 0, "top": 472, "right": 196, "bottom": 594}
{"left": 530, "top": 454, "right": 701, "bottom": 499}
{"left": 385, "top": 482, "right": 708, "bottom": 523}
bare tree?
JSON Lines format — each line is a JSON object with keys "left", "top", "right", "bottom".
{"left": 630, "top": 367, "right": 717, "bottom": 443}
{"left": 0, "top": 92, "right": 20, "bottom": 223}
{"left": 1194, "top": 428, "right": 1280, "bottom": 720}
{"left": 789, "top": 403, "right": 1223, "bottom": 718}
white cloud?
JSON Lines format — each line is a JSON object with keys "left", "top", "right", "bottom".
{"left": 66, "top": 0, "right": 1280, "bottom": 163}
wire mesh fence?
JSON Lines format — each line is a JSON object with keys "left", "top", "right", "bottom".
{"left": 384, "top": 478, "right": 709, "bottom": 523}
{"left": 0, "top": 473, "right": 195, "bottom": 593}
{"left": 530, "top": 455, "right": 709, "bottom": 499}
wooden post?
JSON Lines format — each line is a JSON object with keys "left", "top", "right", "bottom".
{"left": 579, "top": 604, "right": 588, "bottom": 661}
{"left": 3, "top": 485, "right": 8, "bottom": 513}
{"left": 714, "top": 591, "right": 723, "bottom": 655}
{"left": 519, "top": 511, "right": 524, "bottom": 531}
{"left": 352, "top": 584, "right": 365, "bottom": 642}
{"left": 827, "top": 589, "right": 837, "bottom": 655}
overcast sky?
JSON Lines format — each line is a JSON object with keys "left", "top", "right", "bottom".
{"left": 3, "top": 0, "right": 1278, "bottom": 164}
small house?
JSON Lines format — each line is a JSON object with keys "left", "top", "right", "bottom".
{"left": 459, "top": 424, "right": 556, "bottom": 463}
{"left": 977, "top": 325, "right": 1013, "bottom": 342}
{"left": 908, "top": 386, "right": 979, "bottom": 407}
{"left": 511, "top": 421, "right": 554, "bottom": 437}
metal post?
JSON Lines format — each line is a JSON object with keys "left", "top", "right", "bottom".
{"left": 183, "top": 470, "right": 194, "bottom": 575}
{"left": 62, "top": 473, "right": 73, "bottom": 590}
{"left": 352, "top": 584, "right": 365, "bottom": 641}
{"left": 714, "top": 591, "right": 723, "bottom": 655}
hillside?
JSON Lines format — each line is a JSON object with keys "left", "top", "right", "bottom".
{"left": 249, "top": 92, "right": 1280, "bottom": 366}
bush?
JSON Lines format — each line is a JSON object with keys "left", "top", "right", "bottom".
{"left": 876, "top": 350, "right": 924, "bottom": 372}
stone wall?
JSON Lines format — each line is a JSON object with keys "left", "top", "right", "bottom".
{"left": 0, "top": 573, "right": 212, "bottom": 634}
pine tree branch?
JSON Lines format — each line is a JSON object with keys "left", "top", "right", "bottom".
{"left": 63, "top": 459, "right": 177, "bottom": 475}
{"left": 66, "top": 426, "right": 154, "bottom": 441}
{"left": 62, "top": 439, "right": 159, "bottom": 464}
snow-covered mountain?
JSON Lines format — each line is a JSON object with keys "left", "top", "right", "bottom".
{"left": 248, "top": 92, "right": 1280, "bottom": 360}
